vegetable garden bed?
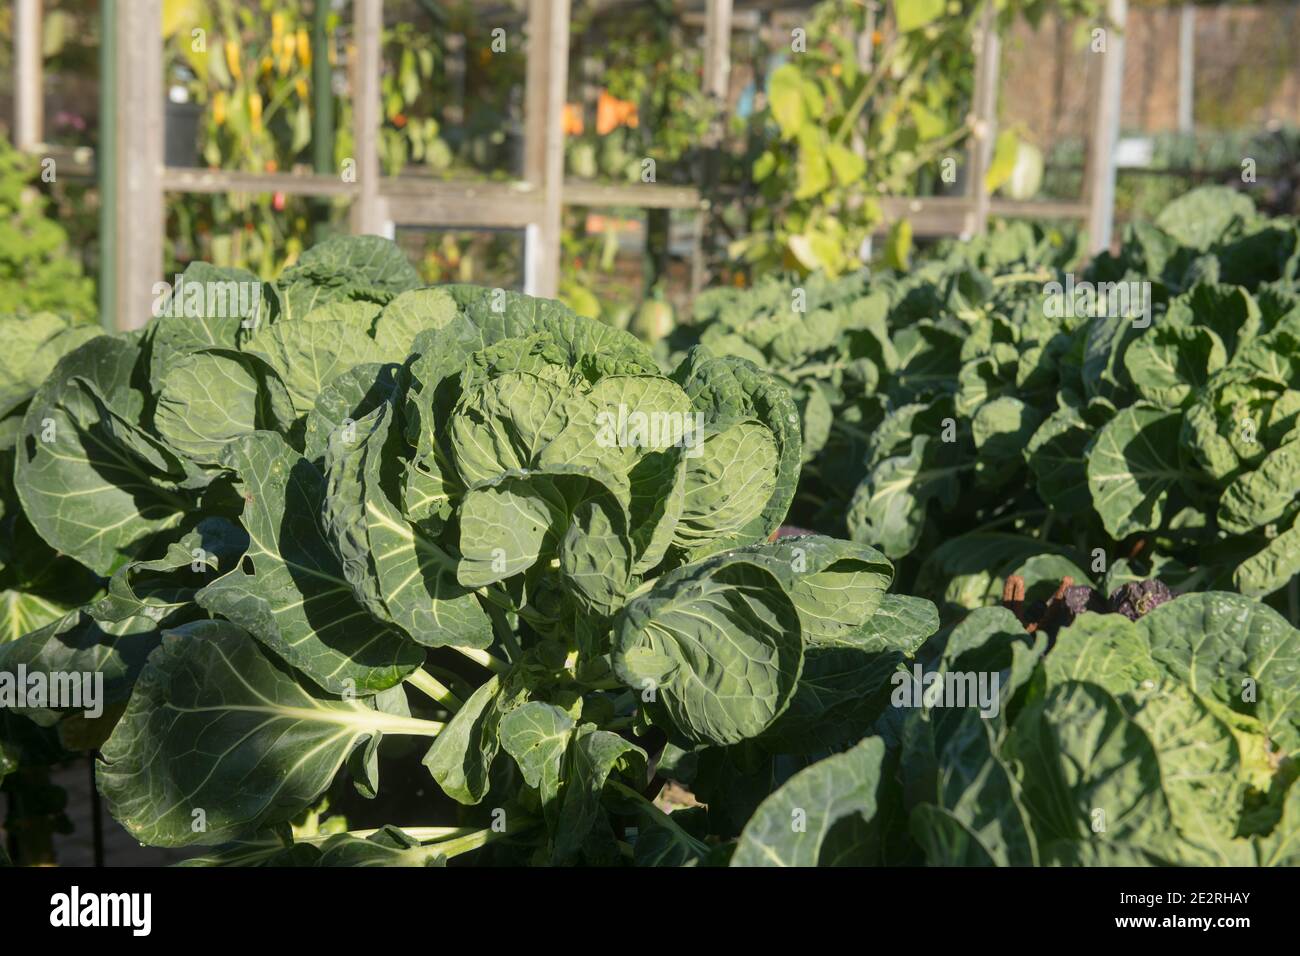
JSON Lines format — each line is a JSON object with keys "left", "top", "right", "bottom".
{"left": 1, "top": 186, "right": 1298, "bottom": 868}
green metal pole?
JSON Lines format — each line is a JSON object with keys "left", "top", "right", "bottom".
{"left": 311, "top": 0, "right": 335, "bottom": 240}
{"left": 98, "top": 0, "right": 117, "bottom": 331}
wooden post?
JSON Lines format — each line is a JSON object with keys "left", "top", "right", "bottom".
{"left": 703, "top": 0, "right": 733, "bottom": 102}
{"left": 350, "top": 0, "right": 387, "bottom": 235}
{"left": 1177, "top": 4, "right": 1195, "bottom": 133}
{"left": 311, "top": 0, "right": 336, "bottom": 241}
{"left": 113, "top": 0, "right": 164, "bottom": 330}
{"left": 523, "top": 0, "right": 570, "bottom": 298}
{"left": 967, "top": 3, "right": 1000, "bottom": 237}
{"left": 692, "top": 0, "right": 732, "bottom": 296}
{"left": 14, "top": 0, "right": 44, "bottom": 151}
{"left": 1085, "top": 0, "right": 1127, "bottom": 254}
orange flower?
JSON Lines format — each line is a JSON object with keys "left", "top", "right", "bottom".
{"left": 561, "top": 103, "right": 584, "bottom": 136}
{"left": 393, "top": 112, "right": 407, "bottom": 128}
{"left": 596, "top": 90, "right": 638, "bottom": 135}
{"left": 872, "top": 30, "right": 883, "bottom": 45}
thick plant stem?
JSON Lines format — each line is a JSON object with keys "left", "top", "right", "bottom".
{"left": 453, "top": 645, "right": 510, "bottom": 675}
{"left": 309, "top": 826, "right": 477, "bottom": 844}
{"left": 422, "top": 823, "right": 518, "bottom": 860}
{"left": 405, "top": 668, "right": 464, "bottom": 711}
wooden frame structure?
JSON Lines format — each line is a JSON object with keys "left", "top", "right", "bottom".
{"left": 12, "top": 0, "right": 1127, "bottom": 331}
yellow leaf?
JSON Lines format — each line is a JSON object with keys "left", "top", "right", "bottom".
{"left": 985, "top": 130, "right": 1019, "bottom": 194}
{"left": 224, "top": 40, "right": 242, "bottom": 81}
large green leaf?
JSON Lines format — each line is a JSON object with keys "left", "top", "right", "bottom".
{"left": 500, "top": 701, "right": 576, "bottom": 825}
{"left": 284, "top": 234, "right": 422, "bottom": 294}
{"left": 422, "top": 668, "right": 530, "bottom": 805}
{"left": 98, "top": 621, "right": 435, "bottom": 846}
{"left": 673, "top": 348, "right": 802, "bottom": 551}
{"left": 196, "top": 432, "right": 421, "bottom": 694}
{"left": 323, "top": 401, "right": 492, "bottom": 648}
{"left": 612, "top": 551, "right": 803, "bottom": 746}
{"left": 848, "top": 435, "right": 965, "bottom": 559}
{"left": 16, "top": 336, "right": 198, "bottom": 575}
{"left": 1005, "top": 681, "right": 1174, "bottom": 847}
{"left": 153, "top": 348, "right": 294, "bottom": 465}
{"left": 1139, "top": 592, "right": 1300, "bottom": 753}
{"left": 731, "top": 737, "right": 886, "bottom": 866}
{"left": 552, "top": 726, "right": 647, "bottom": 863}
{"left": 245, "top": 319, "right": 388, "bottom": 417}
{"left": 1086, "top": 403, "right": 1186, "bottom": 538}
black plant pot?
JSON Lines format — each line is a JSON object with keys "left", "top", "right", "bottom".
{"left": 165, "top": 100, "right": 202, "bottom": 168}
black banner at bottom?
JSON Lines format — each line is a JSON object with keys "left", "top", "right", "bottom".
{"left": 0, "top": 865, "right": 1277, "bottom": 943}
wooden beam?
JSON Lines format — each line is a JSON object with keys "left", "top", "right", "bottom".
{"left": 522, "top": 0, "right": 570, "bottom": 298}
{"left": 966, "top": 3, "right": 1000, "bottom": 237}
{"left": 1085, "top": 0, "right": 1127, "bottom": 254}
{"left": 564, "top": 181, "right": 702, "bottom": 210}
{"left": 163, "top": 168, "right": 362, "bottom": 196}
{"left": 114, "top": 0, "right": 164, "bottom": 331}
{"left": 988, "top": 199, "right": 1089, "bottom": 220}
{"left": 350, "top": 0, "right": 385, "bottom": 234}
{"left": 14, "top": 0, "right": 43, "bottom": 151}
{"left": 876, "top": 197, "right": 973, "bottom": 237}
{"left": 380, "top": 179, "right": 543, "bottom": 227}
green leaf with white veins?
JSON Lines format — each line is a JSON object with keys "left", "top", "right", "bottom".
{"left": 1123, "top": 323, "right": 1226, "bottom": 410}
{"left": 323, "top": 401, "right": 490, "bottom": 648}
{"left": 732, "top": 737, "right": 886, "bottom": 866}
{"left": 673, "top": 421, "right": 777, "bottom": 554}
{"left": 1217, "top": 437, "right": 1300, "bottom": 534}
{"left": 1234, "top": 521, "right": 1300, "bottom": 598}
{"left": 673, "top": 348, "right": 802, "bottom": 547}
{"left": 422, "top": 668, "right": 531, "bottom": 805}
{"left": 302, "top": 362, "right": 404, "bottom": 464}
{"left": 748, "top": 535, "right": 892, "bottom": 643}
{"left": 612, "top": 550, "right": 803, "bottom": 746}
{"left": 552, "top": 725, "right": 648, "bottom": 863}
{"left": 500, "top": 701, "right": 576, "bottom": 825}
{"left": 972, "top": 396, "right": 1042, "bottom": 487}
{"left": 450, "top": 370, "right": 625, "bottom": 492}
{"left": 760, "top": 592, "right": 938, "bottom": 754}
{"left": 1026, "top": 403, "right": 1092, "bottom": 512}
{"left": 153, "top": 348, "right": 295, "bottom": 465}
{"left": 456, "top": 466, "right": 634, "bottom": 617}
{"left": 245, "top": 319, "right": 387, "bottom": 416}
{"left": 197, "top": 431, "right": 422, "bottom": 694}
{"left": 1139, "top": 592, "right": 1300, "bottom": 753}
{"left": 17, "top": 337, "right": 199, "bottom": 575}
{"left": 848, "top": 435, "right": 965, "bottom": 559}
{"left": 1005, "top": 681, "right": 1174, "bottom": 847}
{"left": 97, "top": 621, "right": 440, "bottom": 847}
{"left": 1128, "top": 682, "right": 1243, "bottom": 848}
{"left": 1086, "top": 403, "right": 1186, "bottom": 538}
{"left": 588, "top": 374, "right": 693, "bottom": 570}
{"left": 371, "top": 287, "right": 459, "bottom": 361}
{"left": 287, "top": 234, "right": 422, "bottom": 293}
